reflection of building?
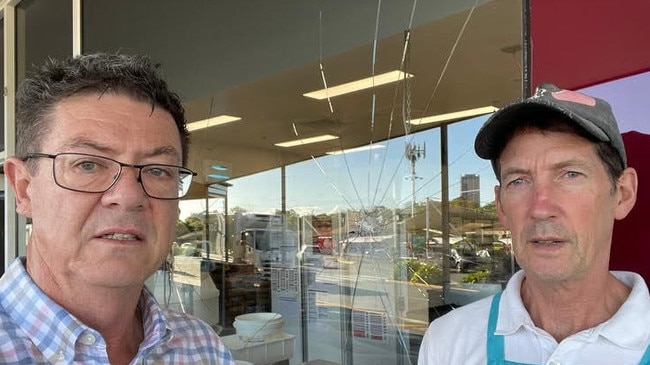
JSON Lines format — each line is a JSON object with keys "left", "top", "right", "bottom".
{"left": 461, "top": 174, "right": 480, "bottom": 206}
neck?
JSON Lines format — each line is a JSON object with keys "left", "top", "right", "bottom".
{"left": 520, "top": 272, "right": 631, "bottom": 342}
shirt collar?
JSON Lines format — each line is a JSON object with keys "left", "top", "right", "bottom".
{"left": 495, "top": 269, "right": 650, "bottom": 349}
{"left": 598, "top": 271, "right": 650, "bottom": 349}
{"left": 495, "top": 270, "right": 532, "bottom": 335}
{"left": 139, "top": 285, "right": 173, "bottom": 350}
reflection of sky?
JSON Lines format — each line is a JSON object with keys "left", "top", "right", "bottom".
{"left": 227, "top": 114, "right": 499, "bottom": 215}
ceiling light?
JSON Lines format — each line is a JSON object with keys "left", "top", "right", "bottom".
{"left": 208, "top": 173, "right": 230, "bottom": 180}
{"left": 303, "top": 70, "right": 414, "bottom": 100}
{"left": 408, "top": 106, "right": 498, "bottom": 126}
{"left": 326, "top": 144, "right": 385, "bottom": 155}
{"left": 275, "top": 134, "right": 339, "bottom": 148}
{"left": 211, "top": 164, "right": 229, "bottom": 171}
{"left": 187, "top": 115, "right": 242, "bottom": 132}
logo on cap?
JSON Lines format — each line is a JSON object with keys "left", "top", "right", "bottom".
{"left": 551, "top": 89, "right": 596, "bottom": 106}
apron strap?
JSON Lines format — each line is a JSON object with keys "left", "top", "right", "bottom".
{"left": 487, "top": 292, "right": 504, "bottom": 365}
{"left": 638, "top": 341, "right": 650, "bottom": 365}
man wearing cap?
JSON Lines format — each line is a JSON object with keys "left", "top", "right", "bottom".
{"left": 418, "top": 84, "right": 650, "bottom": 364}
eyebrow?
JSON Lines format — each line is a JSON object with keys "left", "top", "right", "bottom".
{"left": 551, "top": 159, "right": 592, "bottom": 171}
{"left": 500, "top": 158, "right": 592, "bottom": 179}
{"left": 500, "top": 167, "right": 528, "bottom": 181}
{"left": 59, "top": 137, "right": 181, "bottom": 159}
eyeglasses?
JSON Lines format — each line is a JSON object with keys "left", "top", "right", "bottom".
{"left": 23, "top": 152, "right": 196, "bottom": 200}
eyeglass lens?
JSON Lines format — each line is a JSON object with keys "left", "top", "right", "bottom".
{"left": 52, "top": 153, "right": 192, "bottom": 199}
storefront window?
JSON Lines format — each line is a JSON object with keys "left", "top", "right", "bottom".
{"left": 81, "top": 1, "right": 522, "bottom": 363}
{"left": 284, "top": 129, "right": 443, "bottom": 364}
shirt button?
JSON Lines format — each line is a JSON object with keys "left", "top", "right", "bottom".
{"left": 51, "top": 350, "right": 65, "bottom": 362}
{"left": 80, "top": 333, "right": 97, "bottom": 345}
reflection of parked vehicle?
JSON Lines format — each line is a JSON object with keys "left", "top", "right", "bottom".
{"left": 453, "top": 240, "right": 493, "bottom": 272}
{"left": 450, "top": 248, "right": 462, "bottom": 271}
{"left": 178, "top": 241, "right": 211, "bottom": 257}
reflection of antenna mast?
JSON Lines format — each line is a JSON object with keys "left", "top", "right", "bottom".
{"left": 405, "top": 142, "right": 426, "bottom": 216}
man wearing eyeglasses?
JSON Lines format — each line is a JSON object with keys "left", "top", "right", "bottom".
{"left": 0, "top": 54, "right": 236, "bottom": 364}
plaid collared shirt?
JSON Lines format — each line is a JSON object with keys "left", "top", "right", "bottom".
{"left": 0, "top": 257, "right": 236, "bottom": 364}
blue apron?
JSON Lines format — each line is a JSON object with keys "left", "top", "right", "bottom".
{"left": 486, "top": 292, "right": 650, "bottom": 365}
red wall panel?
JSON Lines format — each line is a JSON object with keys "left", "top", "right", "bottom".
{"left": 530, "top": 0, "right": 650, "bottom": 91}
{"left": 610, "top": 132, "right": 650, "bottom": 281}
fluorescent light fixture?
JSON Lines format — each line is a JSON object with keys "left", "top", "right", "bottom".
{"left": 211, "top": 164, "right": 229, "bottom": 171}
{"left": 187, "top": 115, "right": 241, "bottom": 132}
{"left": 408, "top": 106, "right": 498, "bottom": 126}
{"left": 303, "top": 70, "right": 414, "bottom": 100}
{"left": 208, "top": 173, "right": 230, "bottom": 180}
{"left": 275, "top": 134, "right": 339, "bottom": 148}
{"left": 326, "top": 144, "right": 385, "bottom": 155}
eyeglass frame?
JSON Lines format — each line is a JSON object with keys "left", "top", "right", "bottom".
{"left": 22, "top": 152, "right": 197, "bottom": 200}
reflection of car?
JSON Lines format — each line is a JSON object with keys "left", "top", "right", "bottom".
{"left": 427, "top": 245, "right": 466, "bottom": 271}
{"left": 450, "top": 248, "right": 463, "bottom": 271}
{"left": 179, "top": 241, "right": 205, "bottom": 257}
{"left": 452, "top": 240, "right": 493, "bottom": 272}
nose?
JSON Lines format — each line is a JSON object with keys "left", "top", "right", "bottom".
{"left": 529, "top": 180, "right": 557, "bottom": 220}
{"left": 101, "top": 166, "right": 148, "bottom": 207}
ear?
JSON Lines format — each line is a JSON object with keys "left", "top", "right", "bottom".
{"left": 614, "top": 167, "right": 638, "bottom": 220}
{"left": 494, "top": 184, "right": 509, "bottom": 229}
{"left": 4, "top": 157, "right": 33, "bottom": 217}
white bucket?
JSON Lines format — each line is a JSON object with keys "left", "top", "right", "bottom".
{"left": 234, "top": 312, "right": 283, "bottom": 341}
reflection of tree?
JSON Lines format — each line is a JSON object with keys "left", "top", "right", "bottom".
{"left": 479, "top": 201, "right": 497, "bottom": 214}
{"left": 274, "top": 209, "right": 299, "bottom": 229}
{"left": 176, "top": 212, "right": 224, "bottom": 242}
{"left": 450, "top": 196, "right": 480, "bottom": 210}
{"left": 230, "top": 206, "right": 248, "bottom": 215}
{"left": 176, "top": 220, "right": 190, "bottom": 236}
{"left": 181, "top": 216, "right": 201, "bottom": 233}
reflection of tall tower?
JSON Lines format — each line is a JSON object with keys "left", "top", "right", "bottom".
{"left": 405, "top": 142, "right": 426, "bottom": 216}
{"left": 461, "top": 174, "right": 480, "bottom": 206}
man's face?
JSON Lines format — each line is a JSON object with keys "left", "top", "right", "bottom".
{"left": 18, "top": 93, "right": 182, "bottom": 289}
{"left": 495, "top": 129, "right": 631, "bottom": 283}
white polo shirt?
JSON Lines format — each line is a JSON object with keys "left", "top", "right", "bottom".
{"left": 418, "top": 270, "right": 650, "bottom": 365}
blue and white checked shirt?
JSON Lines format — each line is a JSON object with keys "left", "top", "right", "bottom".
{"left": 0, "top": 257, "right": 237, "bottom": 364}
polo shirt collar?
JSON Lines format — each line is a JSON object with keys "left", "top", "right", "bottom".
{"left": 599, "top": 271, "right": 650, "bottom": 349}
{"left": 494, "top": 269, "right": 650, "bottom": 350}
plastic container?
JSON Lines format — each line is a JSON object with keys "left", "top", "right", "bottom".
{"left": 233, "top": 312, "right": 283, "bottom": 341}
{"left": 222, "top": 332, "right": 295, "bottom": 365}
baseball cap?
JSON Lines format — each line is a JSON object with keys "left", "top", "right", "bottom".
{"left": 474, "top": 83, "right": 626, "bottom": 167}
